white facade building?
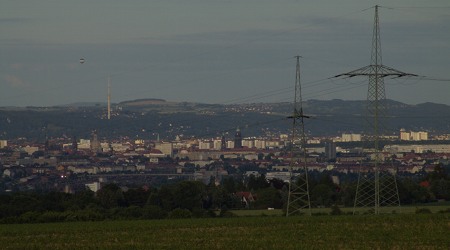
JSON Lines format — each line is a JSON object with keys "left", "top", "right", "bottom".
{"left": 400, "top": 129, "right": 410, "bottom": 140}
{"left": 341, "top": 133, "right": 362, "bottom": 142}
{"left": 213, "top": 139, "right": 222, "bottom": 150}
{"left": 21, "top": 146, "right": 39, "bottom": 155}
{"left": 85, "top": 182, "right": 101, "bottom": 192}
{"left": 385, "top": 144, "right": 450, "bottom": 153}
{"left": 399, "top": 129, "right": 428, "bottom": 141}
{"left": 155, "top": 142, "right": 173, "bottom": 157}
{"left": 111, "top": 143, "right": 130, "bottom": 152}
{"left": 242, "top": 139, "right": 255, "bottom": 148}
{"left": 411, "top": 131, "right": 428, "bottom": 141}
{"left": 199, "top": 141, "right": 213, "bottom": 150}
{"left": 254, "top": 140, "right": 267, "bottom": 149}
{"left": 78, "top": 139, "right": 91, "bottom": 149}
{"left": 266, "top": 172, "right": 291, "bottom": 182}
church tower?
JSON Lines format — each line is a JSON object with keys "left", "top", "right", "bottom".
{"left": 221, "top": 135, "right": 226, "bottom": 150}
{"left": 234, "top": 128, "right": 242, "bottom": 149}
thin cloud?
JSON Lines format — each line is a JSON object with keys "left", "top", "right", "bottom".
{"left": 4, "top": 75, "right": 26, "bottom": 87}
{"left": 0, "top": 17, "right": 35, "bottom": 24}
{"left": 10, "top": 63, "right": 24, "bottom": 70}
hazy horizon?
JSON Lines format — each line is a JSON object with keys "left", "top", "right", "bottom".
{"left": 2, "top": 1, "right": 449, "bottom": 106}
{"left": 1, "top": 97, "right": 448, "bottom": 108}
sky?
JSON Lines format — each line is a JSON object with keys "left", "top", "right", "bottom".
{"left": 1, "top": 0, "right": 449, "bottom": 107}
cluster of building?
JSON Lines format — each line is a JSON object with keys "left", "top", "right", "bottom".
{"left": 399, "top": 129, "right": 428, "bottom": 141}
{"left": 0, "top": 128, "right": 448, "bottom": 193}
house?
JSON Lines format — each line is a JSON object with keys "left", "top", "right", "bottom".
{"left": 235, "top": 191, "right": 255, "bottom": 209}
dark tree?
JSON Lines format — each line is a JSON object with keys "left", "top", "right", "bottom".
{"left": 96, "top": 183, "right": 126, "bottom": 209}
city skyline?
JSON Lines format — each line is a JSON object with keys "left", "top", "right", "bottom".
{"left": 1, "top": 0, "right": 449, "bottom": 107}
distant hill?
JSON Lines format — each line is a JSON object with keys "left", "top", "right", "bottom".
{"left": 119, "top": 98, "right": 167, "bottom": 106}
{"left": 55, "top": 102, "right": 107, "bottom": 107}
{"left": 0, "top": 99, "right": 449, "bottom": 141}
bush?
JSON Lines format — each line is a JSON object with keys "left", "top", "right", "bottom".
{"left": 142, "top": 205, "right": 167, "bottom": 219}
{"left": 191, "top": 208, "right": 214, "bottom": 218}
{"left": 330, "top": 204, "right": 343, "bottom": 215}
{"left": 65, "top": 209, "right": 105, "bottom": 221}
{"left": 168, "top": 208, "right": 192, "bottom": 219}
{"left": 124, "top": 206, "right": 143, "bottom": 219}
{"left": 38, "top": 211, "right": 65, "bottom": 223}
{"left": 438, "top": 208, "right": 450, "bottom": 213}
{"left": 219, "top": 205, "right": 236, "bottom": 218}
{"left": 18, "top": 211, "right": 41, "bottom": 223}
{"left": 219, "top": 210, "right": 235, "bottom": 218}
{"left": 415, "top": 208, "right": 432, "bottom": 214}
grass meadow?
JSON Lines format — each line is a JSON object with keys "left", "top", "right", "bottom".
{"left": 230, "top": 203, "right": 450, "bottom": 216}
{"left": 0, "top": 213, "right": 449, "bottom": 249}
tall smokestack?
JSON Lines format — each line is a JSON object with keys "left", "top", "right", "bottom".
{"left": 107, "top": 76, "right": 111, "bottom": 120}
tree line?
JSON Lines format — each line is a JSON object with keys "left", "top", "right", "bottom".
{"left": 0, "top": 165, "right": 449, "bottom": 223}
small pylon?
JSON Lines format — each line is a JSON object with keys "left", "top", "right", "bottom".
{"left": 334, "top": 5, "right": 416, "bottom": 214}
{"left": 286, "top": 56, "right": 311, "bottom": 216}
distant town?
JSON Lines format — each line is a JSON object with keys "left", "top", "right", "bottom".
{"left": 2, "top": 127, "right": 450, "bottom": 194}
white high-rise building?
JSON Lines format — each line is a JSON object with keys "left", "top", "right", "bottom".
{"left": 400, "top": 129, "right": 428, "bottom": 141}
{"left": 400, "top": 129, "right": 410, "bottom": 140}
{"left": 411, "top": 131, "right": 428, "bottom": 141}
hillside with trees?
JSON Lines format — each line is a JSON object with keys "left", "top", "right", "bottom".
{"left": 0, "top": 99, "right": 450, "bottom": 141}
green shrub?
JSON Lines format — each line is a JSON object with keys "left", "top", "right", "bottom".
{"left": 168, "top": 208, "right": 192, "bottom": 219}
{"left": 415, "top": 208, "right": 432, "bottom": 214}
{"left": 142, "top": 205, "right": 167, "bottom": 219}
{"left": 124, "top": 206, "right": 143, "bottom": 219}
{"left": 38, "top": 211, "right": 65, "bottom": 223}
{"left": 191, "top": 208, "right": 214, "bottom": 218}
{"left": 438, "top": 208, "right": 450, "bottom": 213}
{"left": 219, "top": 210, "right": 235, "bottom": 218}
{"left": 330, "top": 204, "right": 343, "bottom": 215}
{"left": 18, "top": 211, "right": 41, "bottom": 223}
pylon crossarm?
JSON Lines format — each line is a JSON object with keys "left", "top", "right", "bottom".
{"left": 334, "top": 65, "right": 374, "bottom": 78}
{"left": 377, "top": 65, "right": 418, "bottom": 77}
{"left": 335, "top": 64, "right": 417, "bottom": 78}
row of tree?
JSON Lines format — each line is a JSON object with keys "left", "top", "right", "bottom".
{"left": 0, "top": 165, "right": 449, "bottom": 223}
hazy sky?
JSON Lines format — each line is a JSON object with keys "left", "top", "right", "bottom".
{"left": 1, "top": 0, "right": 449, "bottom": 106}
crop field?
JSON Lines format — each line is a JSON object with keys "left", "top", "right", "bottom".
{"left": 230, "top": 204, "right": 450, "bottom": 216}
{"left": 0, "top": 213, "right": 449, "bottom": 249}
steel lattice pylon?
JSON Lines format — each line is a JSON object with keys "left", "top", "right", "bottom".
{"left": 334, "top": 5, "right": 416, "bottom": 214}
{"left": 286, "top": 56, "right": 311, "bottom": 216}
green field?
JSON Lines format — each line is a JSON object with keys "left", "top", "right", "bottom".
{"left": 1, "top": 214, "right": 449, "bottom": 249}
{"left": 230, "top": 203, "right": 450, "bottom": 216}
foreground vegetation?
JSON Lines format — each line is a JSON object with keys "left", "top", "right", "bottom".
{"left": 1, "top": 165, "right": 448, "bottom": 248}
{"left": 0, "top": 214, "right": 448, "bottom": 249}
{"left": 1, "top": 164, "right": 449, "bottom": 224}
{"left": 230, "top": 202, "right": 450, "bottom": 217}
